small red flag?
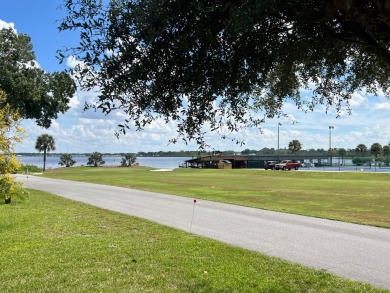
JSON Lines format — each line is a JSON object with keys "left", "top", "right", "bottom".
{"left": 193, "top": 199, "right": 197, "bottom": 203}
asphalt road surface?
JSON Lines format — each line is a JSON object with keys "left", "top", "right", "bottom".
{"left": 16, "top": 174, "right": 390, "bottom": 290}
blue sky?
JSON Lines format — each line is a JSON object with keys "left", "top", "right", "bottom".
{"left": 1, "top": 1, "right": 390, "bottom": 153}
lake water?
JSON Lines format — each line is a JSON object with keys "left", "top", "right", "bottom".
{"left": 16, "top": 155, "right": 390, "bottom": 173}
{"left": 17, "top": 155, "right": 192, "bottom": 170}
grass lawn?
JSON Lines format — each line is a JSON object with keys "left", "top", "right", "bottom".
{"left": 42, "top": 167, "right": 390, "bottom": 228}
{"left": 1, "top": 190, "right": 387, "bottom": 292}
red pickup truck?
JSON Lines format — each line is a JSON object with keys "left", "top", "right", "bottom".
{"left": 275, "top": 160, "right": 301, "bottom": 170}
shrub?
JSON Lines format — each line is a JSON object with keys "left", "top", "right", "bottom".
{"left": 58, "top": 154, "right": 76, "bottom": 167}
{"left": 87, "top": 152, "right": 105, "bottom": 167}
{"left": 121, "top": 153, "right": 137, "bottom": 167}
{"left": 352, "top": 157, "right": 373, "bottom": 166}
{"left": 18, "top": 164, "right": 43, "bottom": 173}
{"left": 0, "top": 173, "right": 29, "bottom": 204}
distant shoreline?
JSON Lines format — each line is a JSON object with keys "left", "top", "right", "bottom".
{"left": 15, "top": 153, "right": 197, "bottom": 158}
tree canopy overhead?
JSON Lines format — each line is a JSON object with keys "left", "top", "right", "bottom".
{"left": 0, "top": 27, "right": 76, "bottom": 128}
{"left": 59, "top": 0, "right": 390, "bottom": 146}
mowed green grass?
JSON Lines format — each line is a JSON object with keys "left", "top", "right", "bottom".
{"left": 42, "top": 167, "right": 390, "bottom": 228}
{"left": 1, "top": 190, "right": 387, "bottom": 292}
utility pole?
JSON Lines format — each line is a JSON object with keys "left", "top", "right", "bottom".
{"left": 329, "top": 126, "right": 334, "bottom": 166}
{"left": 278, "top": 123, "right": 282, "bottom": 152}
{"left": 277, "top": 123, "right": 282, "bottom": 159}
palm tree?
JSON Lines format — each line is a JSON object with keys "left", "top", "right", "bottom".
{"left": 370, "top": 143, "right": 383, "bottom": 169}
{"left": 355, "top": 144, "right": 367, "bottom": 156}
{"left": 288, "top": 140, "right": 302, "bottom": 153}
{"left": 35, "top": 134, "right": 56, "bottom": 171}
{"left": 338, "top": 148, "right": 347, "bottom": 165}
{"left": 383, "top": 145, "right": 390, "bottom": 166}
{"left": 370, "top": 143, "right": 382, "bottom": 157}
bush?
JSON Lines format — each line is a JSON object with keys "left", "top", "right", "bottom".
{"left": 18, "top": 164, "right": 43, "bottom": 173}
{"left": 352, "top": 157, "right": 373, "bottom": 166}
{"left": 0, "top": 173, "right": 29, "bottom": 204}
{"left": 121, "top": 153, "right": 137, "bottom": 167}
{"left": 87, "top": 152, "right": 105, "bottom": 167}
{"left": 58, "top": 154, "right": 76, "bottom": 167}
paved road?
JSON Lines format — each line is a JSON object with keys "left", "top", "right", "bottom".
{"left": 16, "top": 174, "right": 390, "bottom": 290}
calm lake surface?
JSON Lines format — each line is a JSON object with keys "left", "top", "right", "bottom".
{"left": 17, "top": 155, "right": 390, "bottom": 172}
{"left": 18, "top": 155, "right": 192, "bottom": 170}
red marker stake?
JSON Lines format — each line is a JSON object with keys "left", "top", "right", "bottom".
{"left": 190, "top": 199, "right": 197, "bottom": 233}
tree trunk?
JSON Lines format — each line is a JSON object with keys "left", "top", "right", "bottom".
{"left": 43, "top": 149, "right": 47, "bottom": 172}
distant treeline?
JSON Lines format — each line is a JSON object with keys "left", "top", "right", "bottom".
{"left": 137, "top": 151, "right": 209, "bottom": 157}
{"left": 16, "top": 151, "right": 205, "bottom": 157}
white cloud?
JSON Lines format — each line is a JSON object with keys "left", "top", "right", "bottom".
{"left": 68, "top": 95, "right": 81, "bottom": 110}
{"left": 0, "top": 19, "right": 16, "bottom": 31}
{"left": 48, "top": 120, "right": 61, "bottom": 133}
{"left": 260, "top": 128, "right": 274, "bottom": 137}
{"left": 349, "top": 93, "right": 367, "bottom": 107}
{"left": 374, "top": 102, "right": 390, "bottom": 111}
{"left": 66, "top": 55, "right": 82, "bottom": 69}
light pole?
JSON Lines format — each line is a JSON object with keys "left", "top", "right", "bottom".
{"left": 329, "top": 126, "right": 334, "bottom": 166}
{"left": 277, "top": 123, "right": 282, "bottom": 156}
